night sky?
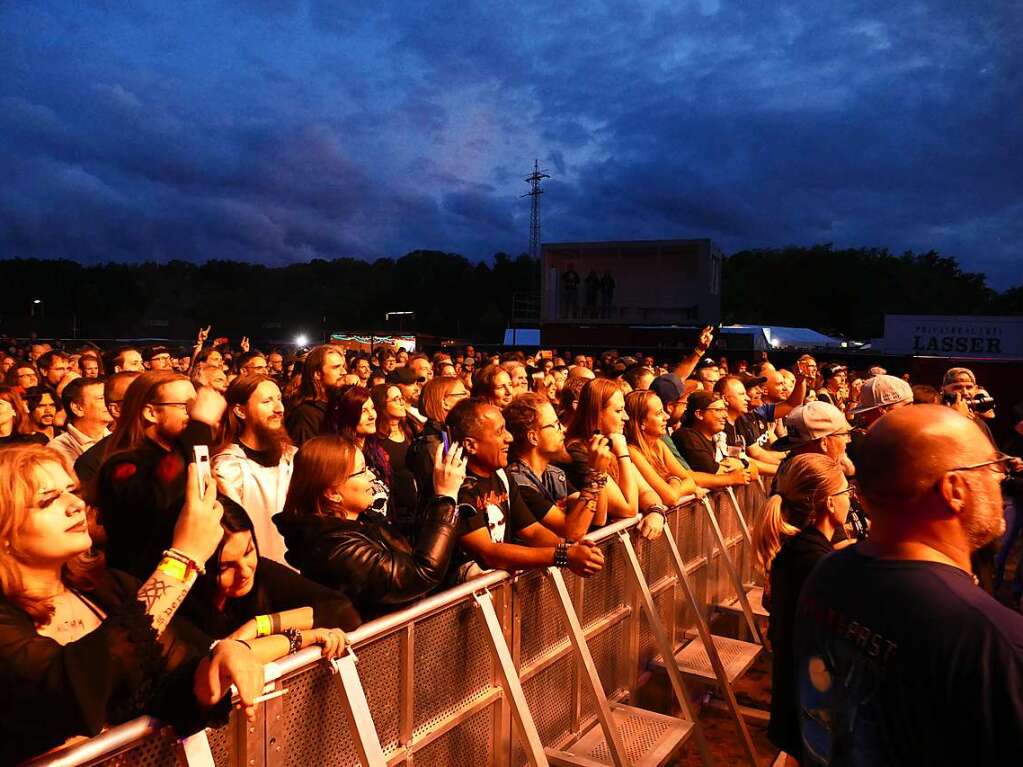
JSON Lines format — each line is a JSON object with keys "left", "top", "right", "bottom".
{"left": 1, "top": 1, "right": 1020, "bottom": 286}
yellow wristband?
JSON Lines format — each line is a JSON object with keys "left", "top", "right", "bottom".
{"left": 157, "top": 557, "right": 189, "bottom": 583}
{"left": 255, "top": 614, "right": 273, "bottom": 638}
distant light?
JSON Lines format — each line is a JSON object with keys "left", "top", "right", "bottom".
{"left": 841, "top": 341, "right": 848, "bottom": 348}
{"left": 771, "top": 339, "right": 780, "bottom": 348}
{"left": 294, "top": 334, "right": 309, "bottom": 346}
{"left": 32, "top": 299, "right": 42, "bottom": 304}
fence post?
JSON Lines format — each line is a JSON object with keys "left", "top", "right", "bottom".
{"left": 331, "top": 654, "right": 389, "bottom": 767}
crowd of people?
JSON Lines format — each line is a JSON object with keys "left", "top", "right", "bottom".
{"left": 0, "top": 327, "right": 1021, "bottom": 765}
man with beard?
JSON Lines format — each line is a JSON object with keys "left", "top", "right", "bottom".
{"left": 794, "top": 405, "right": 1023, "bottom": 765}
{"left": 504, "top": 392, "right": 615, "bottom": 538}
{"left": 23, "top": 385, "right": 62, "bottom": 441}
{"left": 286, "top": 345, "right": 345, "bottom": 445}
{"left": 213, "top": 374, "right": 295, "bottom": 564}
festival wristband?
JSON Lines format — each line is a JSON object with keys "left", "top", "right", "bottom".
{"left": 255, "top": 614, "right": 273, "bottom": 638}
{"left": 156, "top": 556, "right": 191, "bottom": 583}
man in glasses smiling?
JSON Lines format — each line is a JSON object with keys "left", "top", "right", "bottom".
{"left": 794, "top": 405, "right": 1023, "bottom": 765}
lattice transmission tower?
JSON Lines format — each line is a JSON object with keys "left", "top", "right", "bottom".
{"left": 522, "top": 159, "right": 550, "bottom": 261}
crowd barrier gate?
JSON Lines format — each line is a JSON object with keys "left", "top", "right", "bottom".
{"left": 29, "top": 485, "right": 769, "bottom": 767}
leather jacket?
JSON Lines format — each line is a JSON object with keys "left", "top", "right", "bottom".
{"left": 272, "top": 495, "right": 459, "bottom": 619}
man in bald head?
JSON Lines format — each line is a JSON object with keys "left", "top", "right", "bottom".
{"left": 794, "top": 405, "right": 1023, "bottom": 766}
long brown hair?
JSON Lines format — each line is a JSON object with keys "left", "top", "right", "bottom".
{"left": 565, "top": 378, "right": 621, "bottom": 444}
{"left": 282, "top": 435, "right": 357, "bottom": 518}
{"left": 220, "top": 374, "right": 291, "bottom": 462}
{"left": 0, "top": 385, "right": 37, "bottom": 437}
{"left": 753, "top": 453, "right": 844, "bottom": 573}
{"left": 105, "top": 371, "right": 188, "bottom": 455}
{"left": 0, "top": 446, "right": 98, "bottom": 624}
{"left": 624, "top": 390, "right": 668, "bottom": 475}
{"left": 293, "top": 345, "right": 344, "bottom": 405}
{"left": 371, "top": 383, "right": 412, "bottom": 442}
{"left": 420, "top": 376, "right": 462, "bottom": 423}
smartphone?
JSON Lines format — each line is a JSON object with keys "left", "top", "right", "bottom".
{"left": 193, "top": 445, "right": 212, "bottom": 496}
{"left": 441, "top": 428, "right": 452, "bottom": 458}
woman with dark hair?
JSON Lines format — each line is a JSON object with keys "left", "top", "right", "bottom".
{"left": 752, "top": 453, "right": 851, "bottom": 763}
{"left": 370, "top": 383, "right": 418, "bottom": 533}
{"left": 0, "top": 445, "right": 263, "bottom": 764}
{"left": 323, "top": 385, "right": 392, "bottom": 518}
{"left": 0, "top": 385, "right": 49, "bottom": 447}
{"left": 273, "top": 435, "right": 467, "bottom": 619}
{"left": 180, "top": 498, "right": 357, "bottom": 662}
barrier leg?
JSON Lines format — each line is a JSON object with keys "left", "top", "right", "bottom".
{"left": 724, "top": 487, "right": 753, "bottom": 548}
{"left": 178, "top": 731, "right": 216, "bottom": 767}
{"left": 659, "top": 525, "right": 761, "bottom": 767}
{"left": 331, "top": 653, "right": 388, "bottom": 767}
{"left": 474, "top": 589, "right": 551, "bottom": 767}
{"left": 701, "top": 498, "right": 765, "bottom": 645}
{"left": 617, "top": 531, "right": 715, "bottom": 767}
{"left": 548, "top": 567, "right": 631, "bottom": 767}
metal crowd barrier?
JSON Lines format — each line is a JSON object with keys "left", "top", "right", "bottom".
{"left": 29, "top": 486, "right": 765, "bottom": 767}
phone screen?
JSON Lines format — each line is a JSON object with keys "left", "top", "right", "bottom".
{"left": 193, "top": 446, "right": 212, "bottom": 495}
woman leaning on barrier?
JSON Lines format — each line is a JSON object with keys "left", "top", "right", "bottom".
{"left": 179, "top": 497, "right": 359, "bottom": 664}
{"left": 272, "top": 435, "right": 467, "bottom": 620}
{"left": 623, "top": 390, "right": 706, "bottom": 506}
{"left": 0, "top": 445, "right": 264, "bottom": 765}
{"left": 752, "top": 453, "right": 854, "bottom": 763}
{"left": 562, "top": 379, "right": 666, "bottom": 538}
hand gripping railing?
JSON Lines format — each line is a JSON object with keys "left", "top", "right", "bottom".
{"left": 26, "top": 488, "right": 764, "bottom": 767}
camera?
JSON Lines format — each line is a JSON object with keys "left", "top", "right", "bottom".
{"left": 941, "top": 391, "right": 996, "bottom": 413}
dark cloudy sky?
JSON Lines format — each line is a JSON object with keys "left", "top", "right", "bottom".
{"left": 1, "top": 1, "right": 1020, "bottom": 286}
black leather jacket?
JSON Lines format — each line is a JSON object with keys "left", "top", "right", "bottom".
{"left": 272, "top": 495, "right": 458, "bottom": 619}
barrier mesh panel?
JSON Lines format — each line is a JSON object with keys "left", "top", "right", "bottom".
{"left": 207, "top": 720, "right": 233, "bottom": 766}
{"left": 637, "top": 585, "right": 673, "bottom": 666}
{"left": 517, "top": 654, "right": 575, "bottom": 764}
{"left": 517, "top": 570, "right": 570, "bottom": 669}
{"left": 357, "top": 632, "right": 402, "bottom": 755}
{"left": 578, "top": 618, "right": 627, "bottom": 725}
{"left": 678, "top": 504, "right": 701, "bottom": 564}
{"left": 412, "top": 702, "right": 495, "bottom": 767}
{"left": 277, "top": 663, "right": 360, "bottom": 767}
{"left": 412, "top": 599, "right": 495, "bottom": 741}
{"left": 580, "top": 538, "right": 626, "bottom": 627}
{"left": 103, "top": 730, "right": 179, "bottom": 767}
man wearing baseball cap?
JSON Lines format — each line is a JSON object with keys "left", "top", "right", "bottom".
{"left": 773, "top": 401, "right": 853, "bottom": 468}
{"left": 847, "top": 374, "right": 914, "bottom": 469}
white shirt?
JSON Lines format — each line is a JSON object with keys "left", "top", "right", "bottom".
{"left": 48, "top": 423, "right": 110, "bottom": 465}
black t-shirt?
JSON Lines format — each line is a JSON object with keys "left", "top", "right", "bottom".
{"left": 766, "top": 527, "right": 833, "bottom": 756}
{"left": 672, "top": 427, "right": 720, "bottom": 473}
{"left": 795, "top": 546, "right": 1023, "bottom": 766}
{"left": 453, "top": 470, "right": 541, "bottom": 571}
{"left": 240, "top": 442, "right": 280, "bottom": 468}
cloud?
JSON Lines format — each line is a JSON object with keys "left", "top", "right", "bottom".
{"left": 0, "top": 0, "right": 1019, "bottom": 286}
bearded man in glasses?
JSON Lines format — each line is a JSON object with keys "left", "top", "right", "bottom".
{"left": 794, "top": 405, "right": 1023, "bottom": 766}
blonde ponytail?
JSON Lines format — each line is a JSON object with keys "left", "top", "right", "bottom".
{"left": 754, "top": 494, "right": 799, "bottom": 573}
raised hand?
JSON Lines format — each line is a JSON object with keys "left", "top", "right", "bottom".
{"left": 434, "top": 442, "right": 468, "bottom": 498}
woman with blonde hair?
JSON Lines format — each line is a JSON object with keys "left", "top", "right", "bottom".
{"left": 752, "top": 453, "right": 852, "bottom": 763}
{"left": 406, "top": 376, "right": 469, "bottom": 518}
{"left": 623, "top": 390, "right": 704, "bottom": 505}
{"left": 0, "top": 445, "right": 263, "bottom": 763}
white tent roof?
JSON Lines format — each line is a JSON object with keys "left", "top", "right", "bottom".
{"left": 721, "top": 324, "right": 844, "bottom": 350}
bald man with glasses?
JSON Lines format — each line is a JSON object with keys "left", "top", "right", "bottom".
{"left": 794, "top": 405, "right": 1023, "bottom": 765}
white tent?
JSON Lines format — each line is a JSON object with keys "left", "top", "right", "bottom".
{"left": 720, "top": 324, "right": 845, "bottom": 350}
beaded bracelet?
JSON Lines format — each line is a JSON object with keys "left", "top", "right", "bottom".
{"left": 553, "top": 541, "right": 570, "bottom": 568}
{"left": 282, "top": 628, "right": 303, "bottom": 655}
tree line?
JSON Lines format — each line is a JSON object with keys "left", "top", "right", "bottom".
{"left": 0, "top": 245, "right": 1018, "bottom": 343}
